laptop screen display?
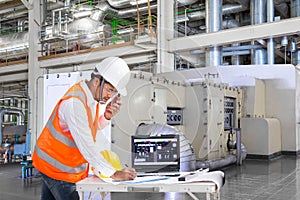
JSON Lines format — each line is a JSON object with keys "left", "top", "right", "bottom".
{"left": 131, "top": 135, "right": 180, "bottom": 173}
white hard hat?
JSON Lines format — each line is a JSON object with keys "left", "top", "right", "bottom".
{"left": 95, "top": 57, "right": 130, "bottom": 96}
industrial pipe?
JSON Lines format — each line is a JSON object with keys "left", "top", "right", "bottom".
{"left": 196, "top": 143, "right": 247, "bottom": 170}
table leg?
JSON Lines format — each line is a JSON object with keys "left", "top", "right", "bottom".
{"left": 79, "top": 192, "right": 84, "bottom": 200}
{"left": 214, "top": 191, "right": 220, "bottom": 200}
{"left": 206, "top": 192, "right": 211, "bottom": 200}
{"left": 187, "top": 191, "right": 200, "bottom": 200}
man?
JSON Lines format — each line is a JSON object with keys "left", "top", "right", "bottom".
{"left": 32, "top": 57, "right": 136, "bottom": 200}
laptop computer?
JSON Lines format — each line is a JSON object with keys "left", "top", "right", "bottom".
{"left": 131, "top": 134, "right": 181, "bottom": 176}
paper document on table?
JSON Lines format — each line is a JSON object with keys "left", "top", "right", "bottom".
{"left": 101, "top": 176, "right": 173, "bottom": 185}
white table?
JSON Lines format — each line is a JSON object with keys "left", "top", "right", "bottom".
{"left": 76, "top": 175, "right": 221, "bottom": 200}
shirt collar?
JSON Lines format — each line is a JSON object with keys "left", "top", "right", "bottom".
{"left": 80, "top": 80, "right": 97, "bottom": 107}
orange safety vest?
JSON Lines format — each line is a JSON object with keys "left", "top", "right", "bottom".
{"left": 32, "top": 81, "right": 99, "bottom": 183}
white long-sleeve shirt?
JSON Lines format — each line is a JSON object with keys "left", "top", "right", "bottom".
{"left": 58, "top": 81, "right": 116, "bottom": 177}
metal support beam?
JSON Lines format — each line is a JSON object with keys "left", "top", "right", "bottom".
{"left": 0, "top": 72, "right": 28, "bottom": 82}
{"left": 168, "top": 17, "right": 300, "bottom": 53}
{"left": 39, "top": 45, "right": 154, "bottom": 69}
{"left": 21, "top": 0, "right": 33, "bottom": 9}
{"left": 157, "top": 0, "right": 174, "bottom": 73}
{"left": 0, "top": 64, "right": 27, "bottom": 74}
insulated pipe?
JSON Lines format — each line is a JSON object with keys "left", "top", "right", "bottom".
{"left": 107, "top": 0, "right": 155, "bottom": 8}
{"left": 291, "top": 0, "right": 300, "bottom": 64}
{"left": 222, "top": 3, "right": 246, "bottom": 15}
{"left": 17, "top": 19, "right": 28, "bottom": 32}
{"left": 205, "top": 0, "right": 222, "bottom": 67}
{"left": 251, "top": 0, "right": 267, "bottom": 64}
{"left": 0, "top": 108, "right": 24, "bottom": 146}
{"left": 93, "top": 1, "right": 157, "bottom": 22}
{"left": 118, "top": 4, "right": 157, "bottom": 18}
{"left": 223, "top": 44, "right": 263, "bottom": 51}
{"left": 236, "top": 128, "right": 242, "bottom": 165}
{"left": 65, "top": 0, "right": 70, "bottom": 7}
{"left": 222, "top": 19, "right": 241, "bottom": 65}
{"left": 179, "top": 3, "right": 248, "bottom": 23}
{"left": 267, "top": 0, "right": 274, "bottom": 64}
{"left": 222, "top": 50, "right": 250, "bottom": 56}
{"left": 296, "top": 51, "right": 300, "bottom": 65}
{"left": 291, "top": 0, "right": 300, "bottom": 17}
{"left": 206, "top": 46, "right": 222, "bottom": 67}
{"left": 52, "top": 10, "right": 56, "bottom": 35}
{"left": 177, "top": 0, "right": 198, "bottom": 5}
{"left": 0, "top": 5, "right": 25, "bottom": 15}
{"left": 230, "top": 43, "right": 241, "bottom": 65}
{"left": 196, "top": 144, "right": 247, "bottom": 170}
{"left": 25, "top": 97, "right": 31, "bottom": 155}
{"left": 0, "top": 9, "right": 28, "bottom": 22}
{"left": 107, "top": 0, "right": 131, "bottom": 8}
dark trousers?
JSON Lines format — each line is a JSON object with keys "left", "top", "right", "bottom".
{"left": 40, "top": 173, "right": 79, "bottom": 200}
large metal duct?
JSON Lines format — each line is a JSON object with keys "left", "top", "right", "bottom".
{"left": 93, "top": 1, "right": 157, "bottom": 22}
{"left": 176, "top": 0, "right": 198, "bottom": 5}
{"left": 0, "top": 9, "right": 28, "bottom": 22}
{"left": 107, "top": 0, "right": 155, "bottom": 8}
{"left": 51, "top": 17, "right": 113, "bottom": 50}
{"left": 0, "top": 31, "right": 29, "bottom": 61}
{"left": 135, "top": 124, "right": 196, "bottom": 172}
{"left": 0, "top": 108, "right": 24, "bottom": 146}
{"left": 107, "top": 0, "right": 131, "bottom": 8}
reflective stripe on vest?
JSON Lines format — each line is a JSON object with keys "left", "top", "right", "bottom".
{"left": 34, "top": 145, "right": 87, "bottom": 173}
{"left": 45, "top": 106, "right": 77, "bottom": 148}
{"left": 64, "top": 91, "right": 86, "bottom": 102}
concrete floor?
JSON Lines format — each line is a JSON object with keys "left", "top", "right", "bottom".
{"left": 0, "top": 155, "right": 299, "bottom": 200}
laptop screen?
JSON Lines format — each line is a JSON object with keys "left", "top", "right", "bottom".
{"left": 131, "top": 134, "right": 180, "bottom": 173}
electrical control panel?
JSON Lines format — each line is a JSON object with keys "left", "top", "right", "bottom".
{"left": 224, "top": 97, "right": 236, "bottom": 130}
{"left": 167, "top": 107, "right": 183, "bottom": 125}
